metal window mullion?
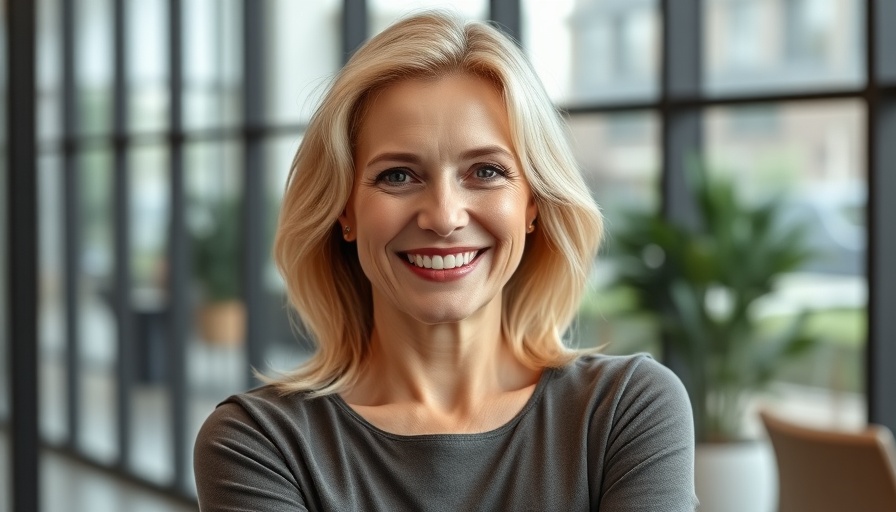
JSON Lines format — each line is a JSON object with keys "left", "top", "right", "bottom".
{"left": 61, "top": 0, "right": 83, "bottom": 453}
{"left": 489, "top": 0, "right": 522, "bottom": 44}
{"left": 874, "top": 0, "right": 896, "bottom": 84}
{"left": 243, "top": 0, "right": 267, "bottom": 388}
{"left": 7, "top": 0, "right": 40, "bottom": 509}
{"left": 659, "top": 0, "right": 702, "bottom": 434}
{"left": 166, "top": 0, "right": 189, "bottom": 492}
{"left": 660, "top": 0, "right": 702, "bottom": 287}
{"left": 343, "top": 0, "right": 367, "bottom": 64}
{"left": 867, "top": 0, "right": 896, "bottom": 433}
{"left": 868, "top": 97, "right": 896, "bottom": 434}
{"left": 113, "top": 0, "right": 135, "bottom": 472}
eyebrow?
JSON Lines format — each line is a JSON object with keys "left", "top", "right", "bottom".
{"left": 365, "top": 145, "right": 515, "bottom": 168}
{"left": 460, "top": 145, "right": 515, "bottom": 161}
{"left": 365, "top": 152, "right": 422, "bottom": 168}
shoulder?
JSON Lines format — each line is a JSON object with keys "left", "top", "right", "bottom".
{"left": 193, "top": 386, "right": 321, "bottom": 509}
{"left": 555, "top": 355, "right": 697, "bottom": 510}
{"left": 196, "top": 385, "right": 336, "bottom": 448}
{"left": 550, "top": 353, "right": 686, "bottom": 400}
{"left": 545, "top": 353, "right": 692, "bottom": 431}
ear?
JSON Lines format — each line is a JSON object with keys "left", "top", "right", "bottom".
{"left": 526, "top": 195, "right": 539, "bottom": 230}
{"left": 338, "top": 201, "right": 357, "bottom": 242}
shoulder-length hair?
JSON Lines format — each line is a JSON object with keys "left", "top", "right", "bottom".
{"left": 270, "top": 11, "right": 603, "bottom": 396}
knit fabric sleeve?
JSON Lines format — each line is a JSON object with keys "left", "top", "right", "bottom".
{"left": 193, "top": 401, "right": 308, "bottom": 512}
{"left": 593, "top": 356, "right": 699, "bottom": 511}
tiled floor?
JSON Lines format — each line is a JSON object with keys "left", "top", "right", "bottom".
{"left": 1, "top": 430, "right": 196, "bottom": 512}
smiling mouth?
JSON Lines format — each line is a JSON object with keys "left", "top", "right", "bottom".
{"left": 401, "top": 250, "right": 481, "bottom": 270}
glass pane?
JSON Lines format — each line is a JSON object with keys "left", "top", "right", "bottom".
{"left": 704, "top": 100, "right": 867, "bottom": 431}
{"left": 263, "top": 135, "right": 312, "bottom": 374}
{"left": 183, "top": 139, "right": 246, "bottom": 492}
{"left": 369, "top": 0, "right": 487, "bottom": 36}
{"left": 76, "top": 0, "right": 114, "bottom": 136}
{"left": 704, "top": 0, "right": 865, "bottom": 96}
{"left": 521, "top": 0, "right": 576, "bottom": 103}
{"left": 128, "top": 145, "right": 173, "bottom": 483}
{"left": 264, "top": 0, "right": 341, "bottom": 125}
{"left": 183, "top": 0, "right": 242, "bottom": 130}
{"left": 524, "top": 0, "right": 660, "bottom": 106}
{"left": 38, "top": 0, "right": 62, "bottom": 142}
{"left": 128, "top": 0, "right": 169, "bottom": 133}
{"left": 38, "top": 153, "right": 68, "bottom": 444}
{"left": 77, "top": 147, "right": 118, "bottom": 463}
{"left": 566, "top": 112, "right": 661, "bottom": 356}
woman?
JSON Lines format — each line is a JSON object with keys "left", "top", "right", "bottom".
{"left": 194, "top": 11, "right": 697, "bottom": 511}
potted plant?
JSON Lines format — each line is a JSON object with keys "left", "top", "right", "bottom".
{"left": 607, "top": 164, "right": 818, "bottom": 511}
{"left": 191, "top": 198, "right": 245, "bottom": 346}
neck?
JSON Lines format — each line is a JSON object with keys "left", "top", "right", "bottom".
{"left": 347, "top": 295, "right": 537, "bottom": 413}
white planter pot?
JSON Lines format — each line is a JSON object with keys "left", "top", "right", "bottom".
{"left": 695, "top": 440, "right": 776, "bottom": 512}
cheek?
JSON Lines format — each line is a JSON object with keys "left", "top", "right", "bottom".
{"left": 354, "top": 195, "right": 406, "bottom": 250}
{"left": 477, "top": 192, "right": 530, "bottom": 236}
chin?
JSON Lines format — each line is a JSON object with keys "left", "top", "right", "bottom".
{"left": 406, "top": 296, "right": 499, "bottom": 326}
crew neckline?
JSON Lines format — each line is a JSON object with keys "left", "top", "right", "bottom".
{"left": 328, "top": 366, "right": 556, "bottom": 442}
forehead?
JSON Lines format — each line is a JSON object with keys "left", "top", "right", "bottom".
{"left": 354, "top": 73, "right": 513, "bottom": 156}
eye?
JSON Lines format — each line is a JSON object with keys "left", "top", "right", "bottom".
{"left": 474, "top": 164, "right": 507, "bottom": 180}
{"left": 375, "top": 168, "right": 412, "bottom": 184}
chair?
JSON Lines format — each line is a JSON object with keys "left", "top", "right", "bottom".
{"left": 760, "top": 410, "right": 896, "bottom": 512}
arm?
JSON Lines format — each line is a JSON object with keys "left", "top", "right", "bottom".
{"left": 597, "top": 358, "right": 698, "bottom": 511}
{"left": 194, "top": 402, "right": 308, "bottom": 512}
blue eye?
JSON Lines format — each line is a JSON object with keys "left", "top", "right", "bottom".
{"left": 475, "top": 164, "right": 506, "bottom": 180}
{"left": 377, "top": 169, "right": 411, "bottom": 184}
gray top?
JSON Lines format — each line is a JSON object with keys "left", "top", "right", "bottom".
{"left": 194, "top": 354, "right": 698, "bottom": 511}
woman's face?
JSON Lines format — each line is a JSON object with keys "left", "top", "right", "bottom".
{"left": 342, "top": 72, "right": 537, "bottom": 325}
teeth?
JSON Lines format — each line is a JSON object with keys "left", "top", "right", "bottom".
{"left": 405, "top": 251, "right": 478, "bottom": 270}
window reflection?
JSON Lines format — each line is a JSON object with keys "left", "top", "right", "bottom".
{"left": 128, "top": 145, "right": 173, "bottom": 483}
{"left": 76, "top": 0, "right": 113, "bottom": 136}
{"left": 705, "top": 101, "right": 867, "bottom": 429}
{"left": 38, "top": 0, "right": 62, "bottom": 142}
{"left": 264, "top": 0, "right": 341, "bottom": 125}
{"left": 369, "top": 0, "right": 487, "bottom": 36}
{"left": 185, "top": 141, "right": 244, "bottom": 351}
{"left": 262, "top": 135, "right": 313, "bottom": 374}
{"left": 569, "top": 0, "right": 659, "bottom": 104}
{"left": 704, "top": 0, "right": 864, "bottom": 95}
{"left": 38, "top": 152, "right": 68, "bottom": 445}
{"left": 183, "top": 0, "right": 242, "bottom": 130}
{"left": 184, "top": 140, "right": 246, "bottom": 492}
{"left": 522, "top": 0, "right": 576, "bottom": 102}
{"left": 128, "top": 0, "right": 170, "bottom": 133}
{"left": 76, "top": 147, "right": 119, "bottom": 464}
{"left": 566, "top": 112, "right": 661, "bottom": 356}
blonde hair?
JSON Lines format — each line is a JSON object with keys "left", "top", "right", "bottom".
{"left": 271, "top": 11, "right": 603, "bottom": 396}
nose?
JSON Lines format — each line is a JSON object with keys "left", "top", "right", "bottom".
{"left": 416, "top": 180, "right": 469, "bottom": 237}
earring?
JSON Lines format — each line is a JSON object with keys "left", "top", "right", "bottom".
{"left": 343, "top": 225, "right": 351, "bottom": 240}
{"left": 527, "top": 222, "right": 535, "bottom": 233}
